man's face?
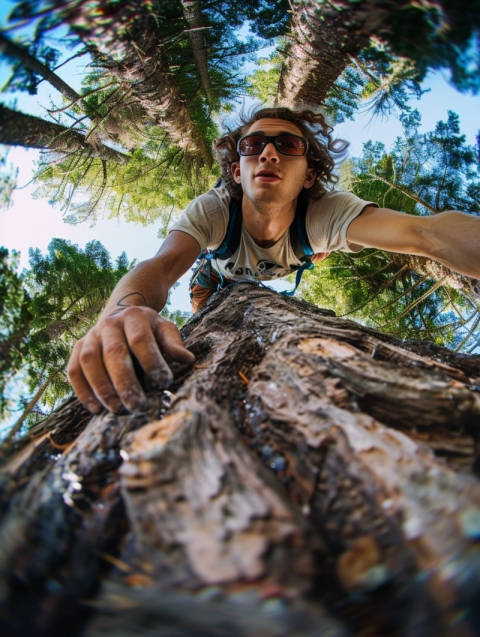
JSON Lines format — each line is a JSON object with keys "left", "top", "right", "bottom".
{"left": 231, "top": 118, "right": 315, "bottom": 209}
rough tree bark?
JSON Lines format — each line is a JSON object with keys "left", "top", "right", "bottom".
{"left": 0, "top": 104, "right": 129, "bottom": 164}
{"left": 277, "top": 0, "right": 372, "bottom": 107}
{"left": 1, "top": 283, "right": 480, "bottom": 636}
{"left": 276, "top": 0, "right": 440, "bottom": 108}
{"left": 56, "top": 0, "right": 213, "bottom": 166}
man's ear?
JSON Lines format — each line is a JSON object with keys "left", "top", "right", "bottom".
{"left": 231, "top": 161, "right": 242, "bottom": 184}
{"left": 303, "top": 167, "right": 316, "bottom": 190}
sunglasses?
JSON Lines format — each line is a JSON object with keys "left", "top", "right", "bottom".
{"left": 237, "top": 133, "right": 308, "bottom": 157}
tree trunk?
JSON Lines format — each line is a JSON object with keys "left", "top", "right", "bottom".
{"left": 0, "top": 105, "right": 129, "bottom": 164}
{"left": 5, "top": 367, "right": 64, "bottom": 441}
{"left": 276, "top": 0, "right": 425, "bottom": 108}
{"left": 2, "top": 284, "right": 480, "bottom": 636}
{"left": 277, "top": 1, "right": 371, "bottom": 107}
{"left": 56, "top": 0, "right": 213, "bottom": 167}
{"left": 181, "top": 0, "right": 214, "bottom": 103}
{"left": 0, "top": 33, "right": 81, "bottom": 103}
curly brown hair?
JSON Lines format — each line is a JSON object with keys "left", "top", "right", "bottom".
{"left": 212, "top": 106, "right": 349, "bottom": 200}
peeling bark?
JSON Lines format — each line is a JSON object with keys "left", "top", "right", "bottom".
{"left": 0, "top": 104, "right": 129, "bottom": 164}
{"left": 2, "top": 284, "right": 480, "bottom": 636}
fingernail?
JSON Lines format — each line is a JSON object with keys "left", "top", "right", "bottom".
{"left": 123, "top": 389, "right": 147, "bottom": 412}
{"left": 172, "top": 347, "right": 195, "bottom": 364}
{"left": 150, "top": 369, "right": 173, "bottom": 388}
{"left": 86, "top": 398, "right": 102, "bottom": 414}
{"left": 111, "top": 399, "right": 125, "bottom": 414}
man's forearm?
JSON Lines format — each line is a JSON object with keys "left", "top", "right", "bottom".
{"left": 423, "top": 211, "right": 480, "bottom": 280}
{"left": 101, "top": 258, "right": 170, "bottom": 319}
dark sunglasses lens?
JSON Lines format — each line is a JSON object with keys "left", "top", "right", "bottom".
{"left": 239, "top": 135, "right": 266, "bottom": 155}
{"left": 276, "top": 135, "right": 306, "bottom": 155}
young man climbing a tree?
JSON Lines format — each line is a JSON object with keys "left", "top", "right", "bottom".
{"left": 67, "top": 107, "right": 480, "bottom": 416}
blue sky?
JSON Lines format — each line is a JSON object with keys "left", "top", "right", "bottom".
{"left": 1, "top": 17, "right": 480, "bottom": 313}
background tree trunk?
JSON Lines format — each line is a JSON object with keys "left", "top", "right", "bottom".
{"left": 0, "top": 33, "right": 81, "bottom": 103}
{"left": 276, "top": 0, "right": 371, "bottom": 107}
{"left": 2, "top": 284, "right": 480, "bottom": 636}
{"left": 0, "top": 104, "right": 129, "bottom": 163}
{"left": 56, "top": 0, "right": 213, "bottom": 166}
{"left": 181, "top": 0, "right": 214, "bottom": 103}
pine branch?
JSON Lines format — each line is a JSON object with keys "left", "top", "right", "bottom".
{"left": 0, "top": 105, "right": 129, "bottom": 164}
{"left": 366, "top": 173, "right": 439, "bottom": 214}
{"left": 379, "top": 277, "right": 447, "bottom": 328}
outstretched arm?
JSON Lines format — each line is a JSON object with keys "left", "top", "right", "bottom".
{"left": 346, "top": 206, "right": 480, "bottom": 280}
{"left": 68, "top": 231, "right": 200, "bottom": 415}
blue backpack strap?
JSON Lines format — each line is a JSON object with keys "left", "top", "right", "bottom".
{"left": 289, "top": 192, "right": 314, "bottom": 261}
{"left": 281, "top": 193, "right": 314, "bottom": 297}
{"left": 280, "top": 260, "right": 314, "bottom": 297}
{"left": 210, "top": 197, "right": 242, "bottom": 261}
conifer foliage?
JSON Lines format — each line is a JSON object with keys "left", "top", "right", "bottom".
{"left": 302, "top": 110, "right": 480, "bottom": 351}
{"left": 0, "top": 240, "right": 133, "bottom": 430}
{"left": 0, "top": 0, "right": 270, "bottom": 224}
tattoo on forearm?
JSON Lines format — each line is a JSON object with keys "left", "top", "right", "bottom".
{"left": 109, "top": 292, "right": 148, "bottom": 316}
{"left": 117, "top": 292, "right": 147, "bottom": 307}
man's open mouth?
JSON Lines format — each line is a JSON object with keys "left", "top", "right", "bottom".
{"left": 255, "top": 171, "right": 281, "bottom": 181}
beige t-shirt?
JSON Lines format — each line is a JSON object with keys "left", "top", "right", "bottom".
{"left": 169, "top": 186, "right": 377, "bottom": 282}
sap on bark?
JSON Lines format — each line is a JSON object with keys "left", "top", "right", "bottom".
{"left": 1, "top": 284, "right": 480, "bottom": 636}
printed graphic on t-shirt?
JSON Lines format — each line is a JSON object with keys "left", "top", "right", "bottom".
{"left": 222, "top": 258, "right": 294, "bottom": 279}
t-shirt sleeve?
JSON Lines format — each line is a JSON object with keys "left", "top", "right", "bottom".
{"left": 306, "top": 190, "right": 378, "bottom": 253}
{"left": 168, "top": 187, "right": 229, "bottom": 251}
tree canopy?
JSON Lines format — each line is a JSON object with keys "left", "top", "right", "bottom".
{"left": 301, "top": 110, "right": 480, "bottom": 350}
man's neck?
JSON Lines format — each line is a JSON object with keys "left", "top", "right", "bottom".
{"left": 241, "top": 194, "right": 297, "bottom": 249}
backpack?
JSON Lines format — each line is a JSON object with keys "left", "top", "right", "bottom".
{"left": 190, "top": 179, "right": 315, "bottom": 297}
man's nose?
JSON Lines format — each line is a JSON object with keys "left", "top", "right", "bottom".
{"left": 259, "top": 142, "right": 279, "bottom": 162}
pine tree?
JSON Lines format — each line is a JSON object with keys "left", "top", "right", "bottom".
{"left": 1, "top": 238, "right": 189, "bottom": 432}
{"left": 1, "top": 240, "right": 133, "bottom": 429}
{"left": 276, "top": 0, "right": 480, "bottom": 111}
{"left": 2, "top": 284, "right": 480, "bottom": 636}
{"left": 0, "top": 0, "right": 271, "bottom": 224}
{"left": 0, "top": 104, "right": 129, "bottom": 163}
{"left": 0, "top": 32, "right": 81, "bottom": 101}
{"left": 0, "top": 149, "right": 18, "bottom": 209}
{"left": 0, "top": 248, "right": 32, "bottom": 420}
{"left": 301, "top": 110, "right": 480, "bottom": 351}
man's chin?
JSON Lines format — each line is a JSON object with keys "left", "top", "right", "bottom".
{"left": 246, "top": 188, "right": 293, "bottom": 207}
